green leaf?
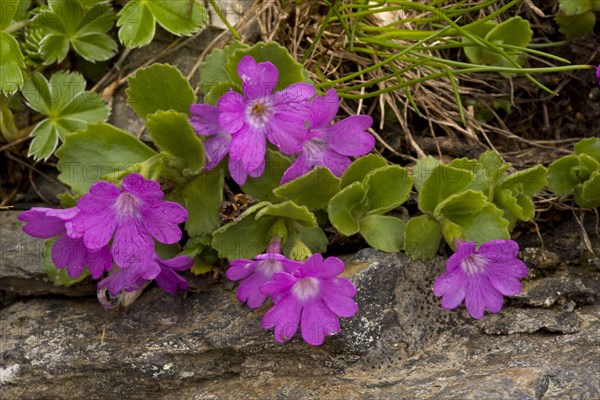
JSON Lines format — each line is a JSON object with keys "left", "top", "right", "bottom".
{"left": 574, "top": 137, "right": 600, "bottom": 163}
{"left": 359, "top": 215, "right": 405, "bottom": 252}
{"left": 340, "top": 154, "right": 388, "bottom": 189}
{"left": 0, "top": 0, "right": 19, "bottom": 30}
{"left": 22, "top": 71, "right": 109, "bottom": 160}
{"left": 182, "top": 170, "right": 224, "bottom": 237}
{"left": 364, "top": 165, "right": 412, "bottom": 215}
{"left": 558, "top": 0, "right": 593, "bottom": 15}
{"left": 555, "top": 12, "right": 596, "bottom": 39}
{"left": 404, "top": 215, "right": 442, "bottom": 261}
{"left": 497, "top": 165, "right": 548, "bottom": 196}
{"left": 463, "top": 22, "right": 496, "bottom": 64}
{"left": 576, "top": 171, "right": 600, "bottom": 208}
{"left": 478, "top": 151, "right": 509, "bottom": 183}
{"left": 0, "top": 31, "right": 25, "bottom": 95}
{"left": 42, "top": 237, "right": 90, "bottom": 287}
{"left": 199, "top": 41, "right": 247, "bottom": 95}
{"left": 212, "top": 202, "right": 273, "bottom": 260}
{"left": 33, "top": 1, "right": 117, "bottom": 63}
{"left": 328, "top": 182, "right": 368, "bottom": 236}
{"left": 242, "top": 149, "right": 291, "bottom": 203}
{"left": 225, "top": 42, "right": 308, "bottom": 91}
{"left": 203, "top": 81, "right": 237, "bottom": 106}
{"left": 146, "top": 110, "right": 205, "bottom": 176}
{"left": 295, "top": 225, "right": 328, "bottom": 254}
{"left": 440, "top": 219, "right": 464, "bottom": 249}
{"left": 256, "top": 201, "right": 317, "bottom": 227}
{"left": 486, "top": 17, "right": 533, "bottom": 49}
{"left": 117, "top": 0, "right": 208, "bottom": 48}
{"left": 443, "top": 203, "right": 510, "bottom": 245}
{"left": 434, "top": 189, "right": 487, "bottom": 219}
{"left": 547, "top": 155, "right": 581, "bottom": 195}
{"left": 56, "top": 123, "right": 156, "bottom": 193}
{"left": 494, "top": 188, "right": 534, "bottom": 226}
{"left": 274, "top": 167, "right": 340, "bottom": 210}
{"left": 418, "top": 164, "right": 474, "bottom": 213}
{"left": 412, "top": 156, "right": 441, "bottom": 191}
{"left": 126, "top": 64, "right": 196, "bottom": 120}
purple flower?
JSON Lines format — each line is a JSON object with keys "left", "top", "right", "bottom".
{"left": 217, "top": 56, "right": 315, "bottom": 185}
{"left": 281, "top": 89, "right": 374, "bottom": 184}
{"left": 596, "top": 64, "right": 600, "bottom": 86}
{"left": 98, "top": 254, "right": 193, "bottom": 298}
{"left": 227, "top": 249, "right": 302, "bottom": 308}
{"left": 433, "top": 240, "right": 528, "bottom": 319}
{"left": 19, "top": 207, "right": 111, "bottom": 279}
{"left": 189, "top": 104, "right": 232, "bottom": 171}
{"left": 260, "top": 254, "right": 358, "bottom": 346}
{"left": 70, "top": 173, "right": 187, "bottom": 269}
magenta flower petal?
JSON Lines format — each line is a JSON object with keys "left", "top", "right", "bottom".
{"left": 228, "top": 157, "right": 249, "bottom": 186}
{"left": 321, "top": 289, "right": 358, "bottom": 318}
{"left": 262, "top": 294, "right": 301, "bottom": 343}
{"left": 98, "top": 267, "right": 150, "bottom": 297}
{"left": 111, "top": 220, "right": 154, "bottom": 267}
{"left": 280, "top": 154, "right": 311, "bottom": 184}
{"left": 229, "top": 125, "right": 266, "bottom": 175}
{"left": 218, "top": 90, "right": 247, "bottom": 134}
{"left": 142, "top": 201, "right": 188, "bottom": 244}
{"left": 326, "top": 115, "right": 375, "bottom": 156}
{"left": 159, "top": 255, "right": 195, "bottom": 271}
{"left": 321, "top": 277, "right": 357, "bottom": 297}
{"left": 273, "top": 82, "right": 316, "bottom": 107}
{"left": 121, "top": 173, "right": 163, "bottom": 202}
{"left": 19, "top": 207, "right": 78, "bottom": 238}
{"left": 52, "top": 234, "right": 86, "bottom": 278}
{"left": 320, "top": 149, "right": 352, "bottom": 177}
{"left": 238, "top": 56, "right": 279, "bottom": 99}
{"left": 227, "top": 259, "right": 254, "bottom": 281}
{"left": 302, "top": 254, "right": 344, "bottom": 279}
{"left": 477, "top": 239, "right": 519, "bottom": 262}
{"left": 204, "top": 131, "right": 232, "bottom": 170}
{"left": 433, "top": 240, "right": 528, "bottom": 319}
{"left": 85, "top": 245, "right": 112, "bottom": 279}
{"left": 189, "top": 104, "right": 221, "bottom": 136}
{"left": 154, "top": 255, "right": 193, "bottom": 294}
{"left": 260, "top": 271, "right": 298, "bottom": 296}
{"left": 301, "top": 299, "right": 340, "bottom": 346}
{"left": 308, "top": 89, "right": 339, "bottom": 129}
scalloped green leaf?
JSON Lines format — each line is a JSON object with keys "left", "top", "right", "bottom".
{"left": 463, "top": 22, "right": 495, "bottom": 64}
{"left": 0, "top": 31, "right": 25, "bottom": 95}
{"left": 364, "top": 165, "right": 412, "bottom": 215}
{"left": 498, "top": 165, "right": 548, "bottom": 195}
{"left": 444, "top": 203, "right": 510, "bottom": 244}
{"left": 576, "top": 171, "right": 600, "bottom": 208}
{"left": 118, "top": 0, "right": 208, "bottom": 48}
{"left": 359, "top": 215, "right": 405, "bottom": 252}
{"left": 412, "top": 156, "right": 441, "bottom": 191}
{"left": 547, "top": 154, "right": 581, "bottom": 195}
{"left": 199, "top": 41, "right": 247, "bottom": 96}
{"left": 434, "top": 189, "right": 487, "bottom": 219}
{"left": 574, "top": 137, "right": 600, "bottom": 163}
{"left": 146, "top": 110, "right": 205, "bottom": 176}
{"left": 327, "top": 182, "right": 368, "bottom": 236}
{"left": 340, "top": 154, "right": 388, "bottom": 189}
{"left": 22, "top": 71, "right": 109, "bottom": 160}
{"left": 182, "top": 170, "right": 224, "bottom": 237}
{"left": 256, "top": 201, "right": 316, "bottom": 227}
{"left": 242, "top": 149, "right": 291, "bottom": 203}
{"left": 558, "top": 0, "right": 593, "bottom": 16}
{"left": 0, "top": 0, "right": 19, "bottom": 30}
{"left": 32, "top": 1, "right": 117, "bottom": 63}
{"left": 56, "top": 123, "right": 156, "bottom": 193}
{"left": 274, "top": 167, "right": 340, "bottom": 210}
{"left": 404, "top": 215, "right": 442, "bottom": 261}
{"left": 126, "top": 64, "right": 196, "bottom": 120}
{"left": 211, "top": 202, "right": 272, "bottom": 260}
{"left": 555, "top": 12, "right": 596, "bottom": 39}
{"left": 418, "top": 164, "right": 474, "bottom": 213}
{"left": 225, "top": 42, "right": 308, "bottom": 91}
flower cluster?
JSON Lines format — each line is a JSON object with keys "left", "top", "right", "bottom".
{"left": 433, "top": 239, "right": 528, "bottom": 319}
{"left": 19, "top": 173, "right": 193, "bottom": 305}
{"left": 227, "top": 243, "right": 358, "bottom": 346}
{"left": 190, "top": 56, "right": 374, "bottom": 185}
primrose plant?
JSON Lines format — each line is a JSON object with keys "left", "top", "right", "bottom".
{"left": 19, "top": 40, "right": 585, "bottom": 345}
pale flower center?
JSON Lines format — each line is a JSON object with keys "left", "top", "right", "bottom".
{"left": 461, "top": 254, "right": 487, "bottom": 275}
{"left": 115, "top": 193, "right": 141, "bottom": 219}
{"left": 246, "top": 98, "right": 273, "bottom": 127}
{"left": 292, "top": 277, "right": 320, "bottom": 301}
{"left": 256, "top": 259, "right": 283, "bottom": 278}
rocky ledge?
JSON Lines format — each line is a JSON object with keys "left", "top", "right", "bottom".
{"left": 1, "top": 210, "right": 599, "bottom": 399}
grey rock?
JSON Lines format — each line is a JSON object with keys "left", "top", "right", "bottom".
{"left": 0, "top": 211, "right": 95, "bottom": 297}
{"left": 2, "top": 248, "right": 599, "bottom": 399}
